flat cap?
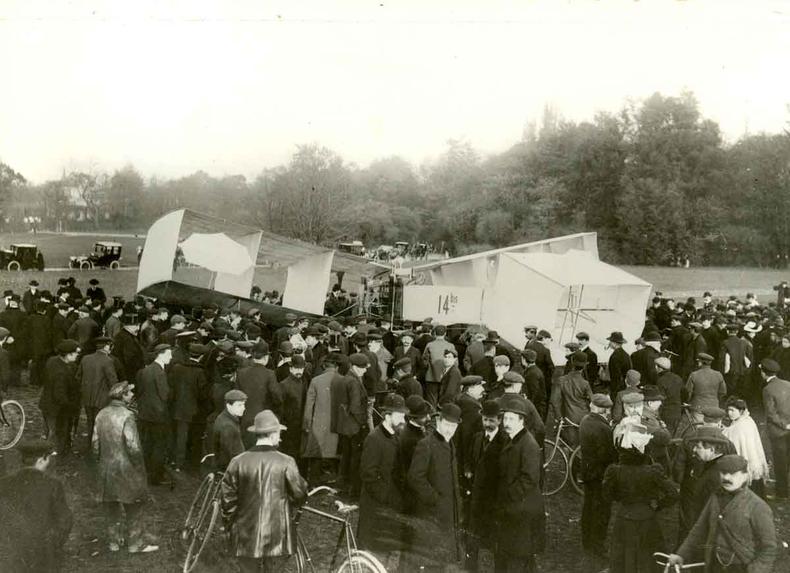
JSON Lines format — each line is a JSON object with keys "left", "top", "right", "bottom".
{"left": 688, "top": 426, "right": 729, "bottom": 445}
{"left": 460, "top": 375, "right": 484, "bottom": 386}
{"left": 170, "top": 314, "right": 187, "bottom": 325}
{"left": 521, "top": 348, "right": 537, "bottom": 362}
{"left": 56, "top": 339, "right": 79, "bottom": 354}
{"left": 625, "top": 369, "right": 641, "bottom": 386}
{"left": 564, "top": 341, "right": 581, "bottom": 352}
{"left": 188, "top": 343, "right": 208, "bottom": 356}
{"left": 591, "top": 393, "right": 613, "bottom": 408}
{"left": 493, "top": 355, "right": 511, "bottom": 367}
{"left": 621, "top": 391, "right": 644, "bottom": 405}
{"left": 575, "top": 331, "right": 590, "bottom": 340}
{"left": 94, "top": 336, "right": 112, "bottom": 346}
{"left": 760, "top": 358, "right": 781, "bottom": 374}
{"left": 327, "top": 320, "right": 344, "bottom": 333}
{"left": 393, "top": 357, "right": 412, "bottom": 370}
{"left": 349, "top": 353, "right": 370, "bottom": 368}
{"left": 503, "top": 371, "right": 525, "bottom": 385}
{"left": 717, "top": 454, "right": 749, "bottom": 474}
{"left": 523, "top": 324, "right": 538, "bottom": 331}
{"left": 108, "top": 381, "right": 134, "bottom": 399}
{"left": 697, "top": 353, "right": 714, "bottom": 363}
{"left": 153, "top": 343, "right": 172, "bottom": 353}
{"left": 654, "top": 357, "right": 672, "bottom": 370}
{"left": 571, "top": 350, "right": 588, "bottom": 365}
{"left": 224, "top": 389, "right": 247, "bottom": 402}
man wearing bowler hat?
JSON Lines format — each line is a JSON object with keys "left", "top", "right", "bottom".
{"left": 607, "top": 331, "right": 632, "bottom": 402}
{"left": 579, "top": 394, "right": 617, "bottom": 557}
{"left": 761, "top": 357, "right": 790, "bottom": 499}
{"left": 22, "top": 279, "right": 41, "bottom": 314}
{"left": 221, "top": 410, "right": 308, "bottom": 572}
{"left": 407, "top": 402, "right": 463, "bottom": 570}
{"left": 631, "top": 331, "right": 662, "bottom": 387}
{"left": 358, "top": 393, "right": 409, "bottom": 569}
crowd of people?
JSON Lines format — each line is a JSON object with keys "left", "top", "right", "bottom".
{"left": 0, "top": 278, "right": 787, "bottom": 572}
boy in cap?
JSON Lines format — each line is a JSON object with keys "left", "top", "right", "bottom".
{"left": 94, "top": 381, "right": 159, "bottom": 553}
{"left": 579, "top": 394, "right": 617, "bottom": 557}
{"left": 210, "top": 389, "right": 247, "bottom": 472}
{"left": 391, "top": 356, "right": 423, "bottom": 400}
{"left": 667, "top": 454, "right": 778, "bottom": 573}
{"left": 760, "top": 357, "right": 790, "bottom": 499}
{"left": 221, "top": 410, "right": 308, "bottom": 572}
{"left": 655, "top": 356, "right": 684, "bottom": 433}
{"left": 611, "top": 369, "right": 642, "bottom": 423}
{"left": 358, "top": 394, "right": 409, "bottom": 569}
{"left": 437, "top": 346, "right": 463, "bottom": 406}
{"left": 0, "top": 439, "right": 72, "bottom": 571}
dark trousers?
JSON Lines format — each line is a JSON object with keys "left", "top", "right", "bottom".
{"left": 174, "top": 421, "right": 197, "bottom": 469}
{"left": 338, "top": 430, "right": 365, "bottom": 497}
{"left": 54, "top": 408, "right": 72, "bottom": 454}
{"left": 425, "top": 382, "right": 440, "bottom": 408}
{"left": 237, "top": 556, "right": 289, "bottom": 572}
{"left": 29, "top": 356, "right": 49, "bottom": 387}
{"left": 84, "top": 405, "right": 101, "bottom": 447}
{"left": 104, "top": 501, "right": 145, "bottom": 549}
{"left": 581, "top": 480, "right": 610, "bottom": 553}
{"left": 139, "top": 420, "right": 169, "bottom": 483}
{"left": 769, "top": 434, "right": 790, "bottom": 497}
{"left": 494, "top": 553, "right": 537, "bottom": 573}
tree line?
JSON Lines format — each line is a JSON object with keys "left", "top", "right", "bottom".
{"left": 1, "top": 91, "right": 788, "bottom": 266}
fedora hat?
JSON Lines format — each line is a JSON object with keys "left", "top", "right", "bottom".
{"left": 607, "top": 331, "right": 626, "bottom": 344}
{"left": 247, "top": 410, "right": 287, "bottom": 434}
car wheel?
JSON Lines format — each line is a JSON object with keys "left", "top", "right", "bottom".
{"left": 110, "top": 260, "right": 120, "bottom": 270}
{"left": 7, "top": 260, "right": 20, "bottom": 271}
{"left": 79, "top": 260, "right": 91, "bottom": 270}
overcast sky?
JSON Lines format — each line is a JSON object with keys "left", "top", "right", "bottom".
{"left": 1, "top": 1, "right": 788, "bottom": 183}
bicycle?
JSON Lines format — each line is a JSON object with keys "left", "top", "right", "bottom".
{"left": 0, "top": 399, "right": 25, "bottom": 450}
{"left": 667, "top": 403, "right": 704, "bottom": 465}
{"left": 654, "top": 552, "right": 705, "bottom": 572}
{"left": 543, "top": 417, "right": 583, "bottom": 496}
{"left": 293, "top": 485, "right": 386, "bottom": 573}
{"left": 181, "top": 455, "right": 224, "bottom": 573}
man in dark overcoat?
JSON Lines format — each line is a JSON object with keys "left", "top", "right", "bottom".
{"left": 579, "top": 393, "right": 618, "bottom": 557}
{"left": 336, "top": 353, "right": 370, "bottom": 499}
{"left": 392, "top": 356, "right": 423, "bottom": 399}
{"left": 77, "top": 336, "right": 118, "bottom": 449}
{"left": 0, "top": 294, "right": 28, "bottom": 387}
{"left": 521, "top": 348, "right": 547, "bottom": 419}
{"left": 279, "top": 354, "right": 308, "bottom": 466}
{"left": 630, "top": 331, "right": 662, "bottom": 387}
{"left": 495, "top": 394, "right": 545, "bottom": 573}
{"left": 27, "top": 299, "right": 53, "bottom": 387}
{"left": 407, "top": 403, "right": 463, "bottom": 570}
{"left": 455, "top": 375, "right": 484, "bottom": 498}
{"left": 0, "top": 439, "right": 72, "bottom": 572}
{"left": 761, "top": 357, "right": 790, "bottom": 499}
{"left": 550, "top": 351, "right": 593, "bottom": 446}
{"left": 577, "top": 331, "right": 599, "bottom": 388}
{"left": 237, "top": 342, "right": 282, "bottom": 449}
{"left": 136, "top": 344, "right": 173, "bottom": 484}
{"left": 111, "top": 304, "right": 145, "bottom": 383}
{"left": 51, "top": 302, "right": 72, "bottom": 350}
{"left": 39, "top": 340, "right": 81, "bottom": 453}
{"left": 607, "top": 331, "right": 632, "bottom": 402}
{"left": 358, "top": 393, "right": 408, "bottom": 570}
{"left": 169, "top": 343, "right": 210, "bottom": 470}
{"left": 656, "top": 356, "right": 684, "bottom": 433}
{"left": 21, "top": 279, "right": 41, "bottom": 314}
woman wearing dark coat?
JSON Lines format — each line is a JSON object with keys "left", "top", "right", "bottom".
{"left": 603, "top": 443, "right": 678, "bottom": 573}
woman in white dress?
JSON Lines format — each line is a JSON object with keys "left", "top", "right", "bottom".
{"left": 722, "top": 397, "right": 770, "bottom": 498}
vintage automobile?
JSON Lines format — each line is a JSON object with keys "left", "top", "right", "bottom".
{"left": 70, "top": 241, "right": 123, "bottom": 270}
{"left": 0, "top": 243, "right": 45, "bottom": 271}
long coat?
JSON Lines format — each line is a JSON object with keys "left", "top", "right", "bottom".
{"left": 39, "top": 355, "right": 78, "bottom": 416}
{"left": 579, "top": 412, "right": 617, "bottom": 482}
{"left": 495, "top": 427, "right": 545, "bottom": 557}
{"left": 551, "top": 369, "right": 593, "bottom": 425}
{"left": 608, "top": 347, "right": 632, "bottom": 398}
{"left": 630, "top": 346, "right": 660, "bottom": 387}
{"left": 220, "top": 445, "right": 308, "bottom": 558}
{"left": 135, "top": 361, "right": 170, "bottom": 424}
{"left": 279, "top": 374, "right": 307, "bottom": 459}
{"left": 686, "top": 365, "right": 726, "bottom": 410}
{"left": 438, "top": 364, "right": 462, "bottom": 406}
{"left": 331, "top": 371, "right": 367, "bottom": 437}
{"left": 455, "top": 393, "right": 482, "bottom": 484}
{"left": 112, "top": 327, "right": 145, "bottom": 383}
{"left": 209, "top": 409, "right": 245, "bottom": 471}
{"left": 358, "top": 424, "right": 405, "bottom": 553}
{"left": 468, "top": 428, "right": 508, "bottom": 545}
{"left": 51, "top": 312, "right": 71, "bottom": 349}
{"left": 0, "top": 468, "right": 73, "bottom": 572}
{"left": 169, "top": 360, "right": 209, "bottom": 423}
{"left": 93, "top": 399, "right": 148, "bottom": 503}
{"left": 77, "top": 350, "right": 118, "bottom": 409}
{"left": 0, "top": 307, "right": 28, "bottom": 362}
{"left": 657, "top": 370, "right": 684, "bottom": 433}
{"left": 237, "top": 363, "right": 282, "bottom": 433}
{"left": 762, "top": 376, "right": 790, "bottom": 439}
{"left": 678, "top": 487, "right": 777, "bottom": 573}
{"left": 302, "top": 369, "right": 339, "bottom": 459}
{"left": 27, "top": 312, "right": 53, "bottom": 359}
{"left": 523, "top": 363, "right": 547, "bottom": 419}
{"left": 407, "top": 429, "right": 462, "bottom": 564}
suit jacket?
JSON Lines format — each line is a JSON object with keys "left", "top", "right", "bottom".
{"left": 686, "top": 366, "right": 726, "bottom": 410}
{"left": 763, "top": 376, "right": 790, "bottom": 438}
{"left": 630, "top": 346, "right": 660, "bottom": 387}
{"left": 135, "top": 361, "right": 170, "bottom": 424}
{"left": 77, "top": 350, "right": 118, "bottom": 408}
{"left": 579, "top": 412, "right": 617, "bottom": 482}
{"left": 550, "top": 370, "right": 592, "bottom": 425}
{"left": 438, "top": 365, "right": 462, "bottom": 405}
{"left": 523, "top": 364, "right": 547, "bottom": 419}
{"left": 169, "top": 360, "right": 209, "bottom": 422}
{"left": 237, "top": 363, "right": 282, "bottom": 428}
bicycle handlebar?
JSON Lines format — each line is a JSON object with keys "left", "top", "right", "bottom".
{"left": 307, "top": 485, "right": 338, "bottom": 498}
{"left": 653, "top": 552, "right": 705, "bottom": 571}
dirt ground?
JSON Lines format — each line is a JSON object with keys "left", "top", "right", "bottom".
{"left": 3, "top": 378, "right": 790, "bottom": 573}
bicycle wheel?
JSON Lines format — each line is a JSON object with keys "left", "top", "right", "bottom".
{"left": 568, "top": 447, "right": 584, "bottom": 495}
{"left": 295, "top": 532, "right": 316, "bottom": 573}
{"left": 182, "top": 473, "right": 217, "bottom": 541}
{"left": 0, "top": 400, "right": 25, "bottom": 450}
{"left": 542, "top": 439, "right": 568, "bottom": 496}
{"left": 183, "top": 499, "right": 220, "bottom": 573}
{"left": 335, "top": 549, "right": 388, "bottom": 573}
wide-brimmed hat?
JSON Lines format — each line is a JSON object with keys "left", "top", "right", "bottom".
{"left": 247, "top": 410, "right": 287, "bottom": 434}
{"left": 743, "top": 321, "right": 763, "bottom": 334}
{"left": 607, "top": 331, "right": 626, "bottom": 344}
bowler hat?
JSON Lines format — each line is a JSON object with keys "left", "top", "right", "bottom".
{"left": 438, "top": 403, "right": 462, "bottom": 424}
{"left": 28, "top": 280, "right": 39, "bottom": 287}
{"left": 188, "top": 343, "right": 208, "bottom": 357}
{"left": 56, "top": 339, "right": 79, "bottom": 354}
{"left": 290, "top": 354, "right": 306, "bottom": 368}
{"left": 16, "top": 439, "right": 56, "bottom": 461}
{"left": 252, "top": 341, "right": 270, "bottom": 357}
{"left": 642, "top": 385, "right": 665, "bottom": 402}
{"left": 481, "top": 400, "right": 501, "bottom": 418}
{"left": 406, "top": 396, "right": 431, "bottom": 418}
{"left": 382, "top": 393, "right": 409, "bottom": 414}
{"left": 607, "top": 331, "right": 626, "bottom": 344}
{"left": 484, "top": 330, "right": 501, "bottom": 343}
{"left": 393, "top": 357, "right": 412, "bottom": 371}
{"left": 247, "top": 410, "right": 287, "bottom": 434}
{"left": 643, "top": 331, "right": 661, "bottom": 342}
{"left": 499, "top": 394, "right": 529, "bottom": 417}
{"left": 278, "top": 341, "right": 294, "bottom": 355}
